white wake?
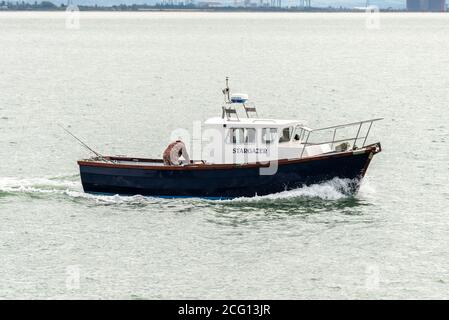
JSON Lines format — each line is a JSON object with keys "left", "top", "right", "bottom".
{"left": 228, "top": 178, "right": 361, "bottom": 202}
{"left": 0, "top": 176, "right": 374, "bottom": 204}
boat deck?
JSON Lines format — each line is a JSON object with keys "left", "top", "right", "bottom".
{"left": 82, "top": 156, "right": 201, "bottom": 167}
{"left": 77, "top": 143, "right": 381, "bottom": 172}
{"left": 110, "top": 159, "right": 166, "bottom": 166}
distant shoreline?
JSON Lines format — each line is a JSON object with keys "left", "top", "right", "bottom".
{"left": 1, "top": 2, "right": 446, "bottom": 13}
{"left": 0, "top": 4, "right": 412, "bottom": 13}
{"left": 0, "top": 8, "right": 412, "bottom": 13}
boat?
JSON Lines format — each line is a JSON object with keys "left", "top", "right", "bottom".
{"left": 77, "top": 78, "right": 382, "bottom": 199}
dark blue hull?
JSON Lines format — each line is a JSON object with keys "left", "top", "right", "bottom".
{"left": 78, "top": 146, "right": 380, "bottom": 198}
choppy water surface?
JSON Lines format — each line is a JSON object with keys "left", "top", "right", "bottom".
{"left": 1, "top": 12, "right": 449, "bottom": 299}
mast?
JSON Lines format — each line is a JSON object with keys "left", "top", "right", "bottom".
{"left": 223, "top": 77, "right": 230, "bottom": 103}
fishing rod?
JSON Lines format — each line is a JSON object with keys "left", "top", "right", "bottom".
{"left": 57, "top": 124, "right": 110, "bottom": 162}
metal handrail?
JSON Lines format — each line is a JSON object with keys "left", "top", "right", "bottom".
{"left": 299, "top": 118, "right": 383, "bottom": 158}
{"left": 303, "top": 136, "right": 367, "bottom": 146}
{"left": 301, "top": 118, "right": 383, "bottom": 133}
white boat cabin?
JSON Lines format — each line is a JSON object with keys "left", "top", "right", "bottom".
{"left": 202, "top": 116, "right": 332, "bottom": 164}
{"left": 198, "top": 79, "right": 335, "bottom": 165}
{"left": 194, "top": 79, "right": 383, "bottom": 165}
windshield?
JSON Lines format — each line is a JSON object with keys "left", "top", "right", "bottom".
{"left": 279, "top": 127, "right": 293, "bottom": 143}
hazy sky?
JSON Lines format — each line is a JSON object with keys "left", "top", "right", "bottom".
{"left": 57, "top": 1, "right": 405, "bottom": 9}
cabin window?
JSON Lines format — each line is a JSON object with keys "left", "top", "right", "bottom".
{"left": 262, "top": 128, "right": 278, "bottom": 144}
{"left": 245, "top": 128, "right": 256, "bottom": 144}
{"left": 293, "top": 125, "right": 303, "bottom": 141}
{"left": 233, "top": 128, "right": 245, "bottom": 144}
{"left": 226, "top": 128, "right": 255, "bottom": 144}
{"left": 279, "top": 127, "right": 294, "bottom": 143}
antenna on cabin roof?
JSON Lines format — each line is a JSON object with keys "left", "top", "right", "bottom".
{"left": 222, "top": 77, "right": 230, "bottom": 103}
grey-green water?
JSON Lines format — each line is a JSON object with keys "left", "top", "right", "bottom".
{"left": 0, "top": 12, "right": 448, "bottom": 299}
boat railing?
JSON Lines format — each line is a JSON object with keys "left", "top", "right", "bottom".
{"left": 222, "top": 105, "right": 240, "bottom": 121}
{"left": 299, "top": 118, "right": 383, "bottom": 158}
{"left": 222, "top": 102, "right": 259, "bottom": 121}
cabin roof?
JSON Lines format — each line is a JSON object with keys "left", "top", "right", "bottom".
{"left": 204, "top": 117, "right": 303, "bottom": 127}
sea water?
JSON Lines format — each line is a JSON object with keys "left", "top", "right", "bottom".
{"left": 0, "top": 12, "right": 449, "bottom": 299}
